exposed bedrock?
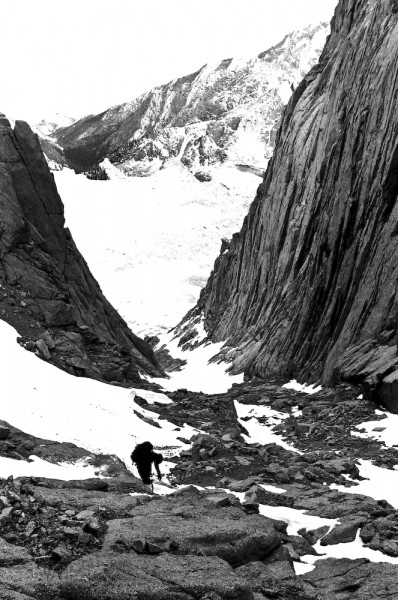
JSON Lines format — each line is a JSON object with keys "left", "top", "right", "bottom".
{"left": 0, "top": 115, "right": 162, "bottom": 383}
{"left": 188, "top": 0, "right": 398, "bottom": 410}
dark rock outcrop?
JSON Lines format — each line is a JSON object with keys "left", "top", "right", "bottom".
{"left": 60, "top": 552, "right": 254, "bottom": 600}
{"left": 185, "top": 0, "right": 398, "bottom": 410}
{"left": 0, "top": 115, "right": 162, "bottom": 383}
{"left": 300, "top": 558, "right": 398, "bottom": 599}
{"left": 38, "top": 135, "right": 68, "bottom": 171}
{"left": 103, "top": 493, "right": 280, "bottom": 566}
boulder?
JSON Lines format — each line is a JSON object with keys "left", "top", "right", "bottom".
{"left": 299, "top": 525, "right": 330, "bottom": 545}
{"left": 236, "top": 560, "right": 313, "bottom": 599}
{"left": 35, "top": 338, "right": 51, "bottom": 360}
{"left": 60, "top": 552, "right": 253, "bottom": 600}
{"left": 0, "top": 537, "right": 32, "bottom": 567}
{"left": 301, "top": 558, "right": 398, "bottom": 599}
{"left": 103, "top": 492, "right": 281, "bottom": 567}
{"left": 245, "top": 485, "right": 294, "bottom": 508}
{"left": 0, "top": 426, "right": 11, "bottom": 440}
{"left": 0, "top": 562, "right": 60, "bottom": 598}
{"left": 320, "top": 519, "right": 365, "bottom": 546}
{"left": 194, "top": 170, "right": 212, "bottom": 182}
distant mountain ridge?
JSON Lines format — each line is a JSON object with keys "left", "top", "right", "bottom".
{"left": 46, "top": 23, "right": 329, "bottom": 176}
{"left": 34, "top": 113, "right": 77, "bottom": 138}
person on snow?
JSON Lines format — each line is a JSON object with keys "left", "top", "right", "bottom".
{"left": 131, "top": 441, "right": 163, "bottom": 486}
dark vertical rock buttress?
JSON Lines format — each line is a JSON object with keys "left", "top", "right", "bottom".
{"left": 0, "top": 116, "right": 162, "bottom": 384}
{"left": 190, "top": 0, "right": 398, "bottom": 411}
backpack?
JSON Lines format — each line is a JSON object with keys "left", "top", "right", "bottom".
{"left": 131, "top": 441, "right": 152, "bottom": 464}
{"left": 131, "top": 442, "right": 164, "bottom": 465}
{"left": 152, "top": 451, "right": 163, "bottom": 465}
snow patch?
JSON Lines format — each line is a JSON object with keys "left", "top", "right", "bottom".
{"left": 258, "top": 504, "right": 337, "bottom": 536}
{"left": 235, "top": 401, "right": 302, "bottom": 454}
{"left": 352, "top": 411, "right": 398, "bottom": 447}
{"left": 302, "top": 530, "right": 398, "bottom": 567}
{"left": 259, "top": 483, "right": 287, "bottom": 494}
{"left": 283, "top": 380, "right": 322, "bottom": 394}
{"left": 331, "top": 459, "right": 398, "bottom": 509}
{"left": 0, "top": 456, "right": 99, "bottom": 480}
{"left": 150, "top": 328, "right": 243, "bottom": 394}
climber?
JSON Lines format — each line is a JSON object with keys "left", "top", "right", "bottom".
{"left": 131, "top": 441, "right": 163, "bottom": 487}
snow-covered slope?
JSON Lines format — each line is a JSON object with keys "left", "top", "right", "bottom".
{"left": 52, "top": 23, "right": 329, "bottom": 176}
{"left": 56, "top": 163, "right": 260, "bottom": 337}
{"left": 0, "top": 320, "right": 196, "bottom": 470}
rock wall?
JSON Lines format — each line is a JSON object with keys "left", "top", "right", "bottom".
{"left": 187, "top": 0, "right": 398, "bottom": 410}
{"left": 0, "top": 115, "right": 162, "bottom": 384}
{"left": 50, "top": 23, "right": 328, "bottom": 175}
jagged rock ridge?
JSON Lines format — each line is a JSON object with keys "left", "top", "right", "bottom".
{"left": 0, "top": 114, "right": 162, "bottom": 383}
{"left": 48, "top": 23, "right": 329, "bottom": 176}
{"left": 183, "top": 0, "right": 398, "bottom": 411}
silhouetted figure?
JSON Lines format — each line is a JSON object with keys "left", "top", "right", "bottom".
{"left": 131, "top": 441, "right": 163, "bottom": 486}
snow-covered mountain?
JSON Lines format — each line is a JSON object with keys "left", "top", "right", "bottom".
{"left": 49, "top": 23, "right": 329, "bottom": 176}
{"left": 34, "top": 112, "right": 76, "bottom": 138}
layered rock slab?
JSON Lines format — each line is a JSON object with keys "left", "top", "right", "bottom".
{"left": 301, "top": 558, "right": 398, "bottom": 599}
{"left": 61, "top": 553, "right": 253, "bottom": 600}
{"left": 103, "top": 491, "right": 281, "bottom": 567}
{"left": 185, "top": 0, "right": 398, "bottom": 407}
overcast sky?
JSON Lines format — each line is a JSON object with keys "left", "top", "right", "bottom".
{"left": 1, "top": 0, "right": 338, "bottom": 124}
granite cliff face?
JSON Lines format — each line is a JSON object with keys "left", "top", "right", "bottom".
{"left": 0, "top": 114, "right": 162, "bottom": 383}
{"left": 49, "top": 23, "right": 328, "bottom": 176}
{"left": 183, "top": 0, "right": 398, "bottom": 411}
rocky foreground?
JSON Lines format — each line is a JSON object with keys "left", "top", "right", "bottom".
{"left": 1, "top": 379, "right": 398, "bottom": 599}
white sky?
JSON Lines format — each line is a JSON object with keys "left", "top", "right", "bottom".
{"left": 1, "top": 0, "right": 337, "bottom": 124}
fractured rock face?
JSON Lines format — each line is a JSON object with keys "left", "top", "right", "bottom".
{"left": 185, "top": 0, "right": 398, "bottom": 408}
{"left": 0, "top": 116, "right": 162, "bottom": 383}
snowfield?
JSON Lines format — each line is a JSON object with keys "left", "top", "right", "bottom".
{"left": 149, "top": 326, "right": 244, "bottom": 394}
{"left": 56, "top": 163, "right": 259, "bottom": 337}
{"left": 56, "top": 163, "right": 254, "bottom": 393}
{"left": 0, "top": 320, "right": 198, "bottom": 479}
